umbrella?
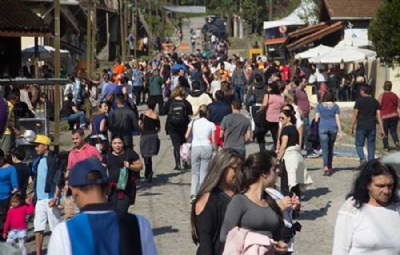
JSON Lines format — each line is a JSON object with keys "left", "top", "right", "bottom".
{"left": 294, "top": 45, "right": 333, "bottom": 59}
{"left": 337, "top": 38, "right": 373, "bottom": 48}
{"left": 309, "top": 46, "right": 376, "bottom": 63}
{"left": 22, "top": 45, "right": 69, "bottom": 61}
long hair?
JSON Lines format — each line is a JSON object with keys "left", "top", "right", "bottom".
{"left": 347, "top": 159, "right": 399, "bottom": 208}
{"left": 236, "top": 151, "right": 284, "bottom": 230}
{"left": 90, "top": 101, "right": 108, "bottom": 124}
{"left": 190, "top": 149, "right": 244, "bottom": 245}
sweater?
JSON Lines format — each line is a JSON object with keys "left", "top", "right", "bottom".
{"left": 0, "top": 165, "right": 18, "bottom": 200}
{"left": 3, "top": 201, "right": 34, "bottom": 234}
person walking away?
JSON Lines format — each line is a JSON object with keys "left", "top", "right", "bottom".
{"left": 0, "top": 149, "right": 18, "bottom": 237}
{"left": 109, "top": 93, "right": 140, "bottom": 150}
{"left": 60, "top": 93, "right": 86, "bottom": 129}
{"left": 231, "top": 62, "right": 247, "bottom": 103}
{"left": 89, "top": 102, "right": 109, "bottom": 155}
{"left": 10, "top": 148, "right": 30, "bottom": 199}
{"left": 220, "top": 99, "right": 252, "bottom": 158}
{"left": 208, "top": 90, "right": 232, "bottom": 149}
{"left": 315, "top": 89, "right": 343, "bottom": 176}
{"left": 160, "top": 87, "right": 193, "bottom": 170}
{"left": 103, "top": 135, "right": 143, "bottom": 211}
{"left": 186, "top": 81, "right": 212, "bottom": 118}
{"left": 185, "top": 105, "right": 217, "bottom": 203}
{"left": 30, "top": 135, "right": 63, "bottom": 255}
{"left": 333, "top": 160, "right": 400, "bottom": 254}
{"left": 139, "top": 99, "right": 161, "bottom": 183}
{"left": 148, "top": 69, "right": 164, "bottom": 112}
{"left": 0, "top": 93, "right": 21, "bottom": 155}
{"left": 378, "top": 81, "right": 400, "bottom": 151}
{"left": 191, "top": 149, "right": 243, "bottom": 255}
{"left": 132, "top": 63, "right": 143, "bottom": 105}
{"left": 350, "top": 85, "right": 384, "bottom": 164}
{"left": 47, "top": 158, "right": 157, "bottom": 255}
{"left": 2, "top": 193, "right": 34, "bottom": 255}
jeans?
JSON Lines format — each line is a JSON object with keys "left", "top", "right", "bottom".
{"left": 355, "top": 129, "right": 376, "bottom": 162}
{"left": 132, "top": 86, "right": 141, "bottom": 105}
{"left": 383, "top": 117, "right": 399, "bottom": 149}
{"left": 319, "top": 129, "right": 337, "bottom": 168}
{"left": 303, "top": 116, "right": 312, "bottom": 153}
{"left": 190, "top": 146, "right": 213, "bottom": 196}
{"left": 63, "top": 111, "right": 86, "bottom": 127}
{"left": 234, "top": 84, "right": 245, "bottom": 103}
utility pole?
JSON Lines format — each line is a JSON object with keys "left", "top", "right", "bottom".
{"left": 86, "top": 0, "right": 92, "bottom": 76}
{"left": 119, "top": 0, "right": 126, "bottom": 61}
{"left": 92, "top": 0, "right": 97, "bottom": 75}
{"left": 269, "top": 0, "right": 273, "bottom": 21}
{"left": 54, "top": 0, "right": 61, "bottom": 153}
{"left": 134, "top": 0, "right": 138, "bottom": 58}
{"left": 148, "top": 0, "right": 152, "bottom": 41}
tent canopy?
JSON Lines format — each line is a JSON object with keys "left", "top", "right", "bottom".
{"left": 162, "top": 5, "right": 206, "bottom": 13}
{"left": 309, "top": 46, "right": 376, "bottom": 63}
{"left": 295, "top": 44, "right": 333, "bottom": 59}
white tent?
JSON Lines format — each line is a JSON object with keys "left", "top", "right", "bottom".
{"left": 337, "top": 38, "right": 373, "bottom": 48}
{"left": 22, "top": 45, "right": 69, "bottom": 61}
{"left": 294, "top": 45, "right": 333, "bottom": 59}
{"left": 309, "top": 46, "right": 376, "bottom": 63}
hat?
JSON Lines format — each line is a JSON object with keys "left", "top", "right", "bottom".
{"left": 69, "top": 158, "right": 109, "bottom": 187}
{"left": 32, "top": 135, "right": 51, "bottom": 146}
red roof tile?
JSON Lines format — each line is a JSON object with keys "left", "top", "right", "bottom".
{"left": 324, "top": 0, "right": 383, "bottom": 19}
{"left": 0, "top": 0, "right": 50, "bottom": 36}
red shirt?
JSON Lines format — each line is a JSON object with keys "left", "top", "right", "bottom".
{"left": 379, "top": 91, "right": 400, "bottom": 119}
{"left": 3, "top": 202, "right": 34, "bottom": 234}
{"left": 67, "top": 144, "right": 102, "bottom": 170}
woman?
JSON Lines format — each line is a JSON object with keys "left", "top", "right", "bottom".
{"left": 0, "top": 149, "right": 18, "bottom": 233}
{"left": 220, "top": 151, "right": 288, "bottom": 253}
{"left": 315, "top": 89, "right": 343, "bottom": 175}
{"left": 191, "top": 149, "right": 243, "bottom": 255}
{"left": 333, "top": 159, "right": 400, "bottom": 254}
{"left": 220, "top": 81, "right": 234, "bottom": 105}
{"left": 89, "top": 101, "right": 109, "bottom": 154}
{"left": 378, "top": 81, "right": 400, "bottom": 151}
{"left": 185, "top": 105, "right": 217, "bottom": 203}
{"left": 210, "top": 72, "right": 221, "bottom": 99}
{"left": 259, "top": 81, "right": 285, "bottom": 149}
{"left": 202, "top": 63, "right": 212, "bottom": 92}
{"left": 160, "top": 87, "right": 193, "bottom": 170}
{"left": 278, "top": 110, "right": 313, "bottom": 198}
{"left": 103, "top": 135, "right": 143, "bottom": 212}
{"left": 139, "top": 98, "right": 161, "bottom": 183}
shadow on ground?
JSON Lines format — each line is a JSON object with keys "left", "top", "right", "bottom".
{"left": 300, "top": 201, "right": 332, "bottom": 220}
{"left": 153, "top": 226, "right": 179, "bottom": 236}
{"left": 302, "top": 187, "right": 330, "bottom": 202}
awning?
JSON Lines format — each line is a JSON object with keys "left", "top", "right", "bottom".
{"left": 286, "top": 21, "right": 343, "bottom": 51}
{"left": 0, "top": 0, "right": 52, "bottom": 38}
{"left": 162, "top": 5, "right": 206, "bottom": 13}
{"left": 263, "top": 20, "right": 305, "bottom": 30}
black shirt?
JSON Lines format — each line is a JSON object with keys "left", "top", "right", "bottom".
{"left": 13, "top": 162, "right": 30, "bottom": 196}
{"left": 208, "top": 101, "right": 232, "bottom": 125}
{"left": 280, "top": 125, "right": 299, "bottom": 147}
{"left": 179, "top": 76, "right": 190, "bottom": 88}
{"left": 354, "top": 96, "right": 380, "bottom": 130}
{"left": 103, "top": 149, "right": 140, "bottom": 183}
{"left": 139, "top": 114, "right": 160, "bottom": 135}
{"left": 62, "top": 100, "right": 75, "bottom": 117}
{"left": 196, "top": 188, "right": 231, "bottom": 255}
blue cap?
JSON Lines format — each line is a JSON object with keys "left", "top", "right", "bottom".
{"left": 69, "top": 158, "right": 108, "bottom": 187}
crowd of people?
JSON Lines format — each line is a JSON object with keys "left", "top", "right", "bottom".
{"left": 0, "top": 41, "right": 399, "bottom": 254}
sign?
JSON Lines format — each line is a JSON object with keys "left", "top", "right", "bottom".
{"left": 279, "top": 25, "right": 287, "bottom": 34}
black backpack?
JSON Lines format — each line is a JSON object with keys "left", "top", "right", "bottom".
{"left": 168, "top": 100, "right": 186, "bottom": 125}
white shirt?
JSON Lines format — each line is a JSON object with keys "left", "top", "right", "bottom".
{"left": 333, "top": 198, "right": 400, "bottom": 255}
{"left": 48, "top": 213, "right": 158, "bottom": 255}
{"left": 189, "top": 118, "right": 216, "bottom": 147}
{"left": 210, "top": 80, "right": 221, "bottom": 99}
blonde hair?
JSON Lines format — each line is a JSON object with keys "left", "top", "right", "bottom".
{"left": 171, "top": 86, "right": 186, "bottom": 99}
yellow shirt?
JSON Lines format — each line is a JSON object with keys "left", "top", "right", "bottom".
{"left": 4, "top": 101, "right": 14, "bottom": 135}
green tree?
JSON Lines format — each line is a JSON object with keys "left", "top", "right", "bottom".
{"left": 369, "top": 0, "right": 400, "bottom": 67}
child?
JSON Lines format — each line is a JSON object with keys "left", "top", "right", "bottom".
{"left": 2, "top": 193, "right": 34, "bottom": 255}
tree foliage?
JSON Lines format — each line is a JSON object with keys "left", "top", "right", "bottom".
{"left": 369, "top": 0, "right": 400, "bottom": 67}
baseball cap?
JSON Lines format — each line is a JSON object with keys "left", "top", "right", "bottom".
{"left": 69, "top": 158, "right": 109, "bottom": 187}
{"left": 32, "top": 135, "right": 51, "bottom": 146}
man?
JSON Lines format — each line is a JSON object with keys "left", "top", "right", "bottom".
{"left": 252, "top": 41, "right": 260, "bottom": 49}
{"left": 112, "top": 58, "right": 124, "bottom": 84}
{"left": 294, "top": 77, "right": 318, "bottom": 158}
{"left": 60, "top": 93, "right": 86, "bottom": 129}
{"left": 186, "top": 81, "right": 212, "bottom": 117}
{"left": 0, "top": 93, "right": 21, "bottom": 155}
{"left": 351, "top": 85, "right": 384, "bottom": 163}
{"left": 220, "top": 99, "right": 252, "bottom": 157}
{"left": 148, "top": 69, "right": 164, "bottom": 111}
{"left": 30, "top": 135, "right": 63, "bottom": 255}
{"left": 178, "top": 68, "right": 191, "bottom": 94}
{"left": 231, "top": 62, "right": 247, "bottom": 103}
{"left": 217, "top": 63, "right": 230, "bottom": 82}
{"left": 209, "top": 90, "right": 232, "bottom": 148}
{"left": 47, "top": 158, "right": 158, "bottom": 255}
{"left": 248, "top": 62, "right": 264, "bottom": 85}
{"left": 109, "top": 93, "right": 140, "bottom": 150}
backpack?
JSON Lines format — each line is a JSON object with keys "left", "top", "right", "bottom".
{"left": 168, "top": 100, "right": 186, "bottom": 125}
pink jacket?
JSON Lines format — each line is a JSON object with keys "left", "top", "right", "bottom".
{"left": 222, "top": 227, "right": 274, "bottom": 255}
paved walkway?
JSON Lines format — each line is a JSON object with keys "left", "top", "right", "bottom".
{"left": 25, "top": 105, "right": 368, "bottom": 254}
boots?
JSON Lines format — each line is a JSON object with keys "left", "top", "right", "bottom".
{"left": 173, "top": 150, "right": 181, "bottom": 170}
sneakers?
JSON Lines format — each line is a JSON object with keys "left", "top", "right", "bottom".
{"left": 306, "top": 151, "right": 319, "bottom": 158}
{"left": 323, "top": 166, "right": 330, "bottom": 176}
{"left": 190, "top": 195, "right": 196, "bottom": 204}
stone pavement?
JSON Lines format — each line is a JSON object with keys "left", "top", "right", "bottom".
{"left": 24, "top": 104, "right": 369, "bottom": 254}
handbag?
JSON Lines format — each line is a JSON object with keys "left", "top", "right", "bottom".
{"left": 180, "top": 119, "right": 196, "bottom": 163}
{"left": 116, "top": 153, "right": 130, "bottom": 190}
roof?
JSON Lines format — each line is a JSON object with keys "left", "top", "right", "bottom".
{"left": 323, "top": 0, "right": 383, "bottom": 19}
{"left": 0, "top": 0, "right": 51, "bottom": 37}
{"left": 281, "top": 22, "right": 329, "bottom": 48}
{"left": 286, "top": 21, "right": 344, "bottom": 51}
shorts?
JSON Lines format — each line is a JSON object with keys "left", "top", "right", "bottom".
{"left": 34, "top": 199, "right": 61, "bottom": 232}
{"left": 6, "top": 229, "right": 27, "bottom": 240}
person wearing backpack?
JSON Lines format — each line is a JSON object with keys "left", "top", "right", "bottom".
{"left": 160, "top": 87, "right": 193, "bottom": 170}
